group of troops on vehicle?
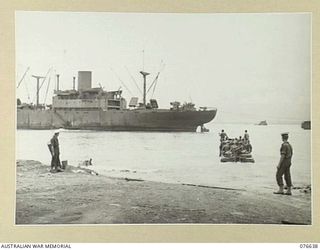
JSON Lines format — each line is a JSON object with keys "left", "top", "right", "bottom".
{"left": 219, "top": 129, "right": 254, "bottom": 163}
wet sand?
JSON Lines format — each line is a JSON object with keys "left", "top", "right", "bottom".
{"left": 16, "top": 160, "right": 311, "bottom": 224}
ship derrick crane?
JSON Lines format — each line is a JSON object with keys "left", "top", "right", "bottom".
{"left": 31, "top": 68, "right": 52, "bottom": 109}
{"left": 146, "top": 62, "right": 165, "bottom": 102}
{"left": 16, "top": 67, "right": 30, "bottom": 89}
{"left": 147, "top": 71, "right": 160, "bottom": 98}
{"left": 140, "top": 63, "right": 164, "bottom": 108}
{"left": 16, "top": 67, "right": 31, "bottom": 105}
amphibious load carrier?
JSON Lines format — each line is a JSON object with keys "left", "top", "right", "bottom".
{"left": 17, "top": 71, "right": 217, "bottom": 132}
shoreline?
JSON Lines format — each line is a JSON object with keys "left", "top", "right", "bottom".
{"left": 16, "top": 160, "right": 311, "bottom": 224}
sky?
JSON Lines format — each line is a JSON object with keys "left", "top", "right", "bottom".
{"left": 15, "top": 11, "right": 311, "bottom": 124}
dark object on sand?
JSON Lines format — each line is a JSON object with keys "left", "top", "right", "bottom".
{"left": 85, "top": 158, "right": 92, "bottom": 166}
{"left": 61, "top": 160, "right": 68, "bottom": 169}
{"left": 292, "top": 185, "right": 311, "bottom": 193}
{"left": 79, "top": 158, "right": 93, "bottom": 167}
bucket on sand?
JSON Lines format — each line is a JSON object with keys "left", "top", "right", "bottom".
{"left": 61, "top": 160, "right": 68, "bottom": 169}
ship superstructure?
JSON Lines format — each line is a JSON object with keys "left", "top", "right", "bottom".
{"left": 52, "top": 71, "right": 127, "bottom": 111}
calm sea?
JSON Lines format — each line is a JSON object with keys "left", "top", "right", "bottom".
{"left": 16, "top": 123, "right": 311, "bottom": 193}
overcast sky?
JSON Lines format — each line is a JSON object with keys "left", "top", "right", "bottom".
{"left": 15, "top": 11, "right": 311, "bottom": 123}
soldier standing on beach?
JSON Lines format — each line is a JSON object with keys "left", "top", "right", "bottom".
{"left": 274, "top": 132, "right": 293, "bottom": 195}
{"left": 48, "top": 130, "right": 62, "bottom": 171}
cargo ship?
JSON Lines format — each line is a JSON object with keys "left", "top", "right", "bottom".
{"left": 17, "top": 71, "right": 217, "bottom": 132}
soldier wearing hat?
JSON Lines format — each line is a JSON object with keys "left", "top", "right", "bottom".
{"left": 48, "top": 129, "right": 62, "bottom": 171}
{"left": 274, "top": 132, "right": 293, "bottom": 195}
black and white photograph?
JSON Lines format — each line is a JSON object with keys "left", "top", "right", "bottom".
{"left": 15, "top": 11, "right": 311, "bottom": 225}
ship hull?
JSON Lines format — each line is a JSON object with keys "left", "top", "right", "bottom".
{"left": 17, "top": 109, "right": 217, "bottom": 132}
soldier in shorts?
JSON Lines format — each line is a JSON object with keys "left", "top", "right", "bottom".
{"left": 274, "top": 132, "right": 293, "bottom": 195}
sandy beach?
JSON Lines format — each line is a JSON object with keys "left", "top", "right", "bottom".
{"left": 15, "top": 160, "right": 311, "bottom": 224}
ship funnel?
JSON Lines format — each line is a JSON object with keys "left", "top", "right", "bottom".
{"left": 78, "top": 71, "right": 92, "bottom": 91}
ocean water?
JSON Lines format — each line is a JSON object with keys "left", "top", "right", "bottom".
{"left": 16, "top": 123, "right": 311, "bottom": 193}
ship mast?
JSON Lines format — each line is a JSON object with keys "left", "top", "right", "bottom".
{"left": 140, "top": 71, "right": 150, "bottom": 106}
{"left": 32, "top": 75, "right": 45, "bottom": 108}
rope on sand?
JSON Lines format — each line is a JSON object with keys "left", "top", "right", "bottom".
{"left": 181, "top": 183, "right": 246, "bottom": 191}
{"left": 124, "top": 177, "right": 144, "bottom": 182}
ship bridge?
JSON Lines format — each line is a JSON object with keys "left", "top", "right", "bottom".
{"left": 52, "top": 71, "right": 127, "bottom": 110}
